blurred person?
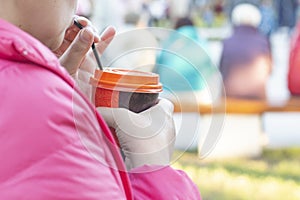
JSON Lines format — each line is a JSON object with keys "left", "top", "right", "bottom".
{"left": 202, "top": 5, "right": 215, "bottom": 27}
{"left": 225, "top": 0, "right": 260, "bottom": 20}
{"left": 275, "top": 0, "right": 298, "bottom": 32}
{"left": 147, "top": 0, "right": 168, "bottom": 26}
{"left": 219, "top": 3, "right": 272, "bottom": 99}
{"left": 168, "top": 0, "right": 193, "bottom": 20}
{"left": 0, "top": 0, "right": 201, "bottom": 199}
{"left": 288, "top": 21, "right": 300, "bottom": 95}
{"left": 213, "top": 0, "right": 224, "bottom": 16}
{"left": 258, "top": 0, "right": 276, "bottom": 39}
{"left": 154, "top": 17, "right": 220, "bottom": 104}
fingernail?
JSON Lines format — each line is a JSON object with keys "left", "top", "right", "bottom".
{"left": 80, "top": 28, "right": 93, "bottom": 42}
{"left": 93, "top": 34, "right": 100, "bottom": 42}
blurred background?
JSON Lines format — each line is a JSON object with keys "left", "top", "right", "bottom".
{"left": 78, "top": 0, "right": 300, "bottom": 199}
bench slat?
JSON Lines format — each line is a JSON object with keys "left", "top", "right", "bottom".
{"left": 173, "top": 96, "right": 300, "bottom": 114}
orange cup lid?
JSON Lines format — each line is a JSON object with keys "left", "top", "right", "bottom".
{"left": 90, "top": 68, "right": 163, "bottom": 93}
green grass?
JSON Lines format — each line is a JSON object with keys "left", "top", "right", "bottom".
{"left": 172, "top": 148, "right": 300, "bottom": 200}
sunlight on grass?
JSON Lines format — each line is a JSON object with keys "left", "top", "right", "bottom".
{"left": 172, "top": 148, "right": 300, "bottom": 200}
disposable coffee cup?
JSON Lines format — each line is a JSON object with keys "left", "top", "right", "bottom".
{"left": 90, "top": 68, "right": 162, "bottom": 149}
{"left": 90, "top": 68, "right": 163, "bottom": 113}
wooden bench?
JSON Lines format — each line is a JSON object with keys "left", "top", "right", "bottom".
{"left": 173, "top": 96, "right": 300, "bottom": 114}
{"left": 172, "top": 95, "right": 300, "bottom": 158}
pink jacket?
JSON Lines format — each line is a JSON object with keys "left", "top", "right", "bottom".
{"left": 0, "top": 19, "right": 201, "bottom": 199}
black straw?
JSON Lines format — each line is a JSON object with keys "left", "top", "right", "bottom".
{"left": 74, "top": 19, "right": 103, "bottom": 70}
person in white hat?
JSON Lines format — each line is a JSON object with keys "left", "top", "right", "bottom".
{"left": 219, "top": 3, "right": 272, "bottom": 99}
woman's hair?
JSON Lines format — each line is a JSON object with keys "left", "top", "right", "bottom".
{"left": 231, "top": 3, "right": 262, "bottom": 27}
{"left": 174, "top": 17, "right": 194, "bottom": 29}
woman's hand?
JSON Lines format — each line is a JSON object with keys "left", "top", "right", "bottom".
{"left": 53, "top": 16, "right": 115, "bottom": 99}
{"left": 97, "top": 99, "right": 176, "bottom": 171}
{"left": 54, "top": 17, "right": 115, "bottom": 77}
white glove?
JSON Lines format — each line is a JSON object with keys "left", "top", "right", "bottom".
{"left": 97, "top": 98, "right": 176, "bottom": 170}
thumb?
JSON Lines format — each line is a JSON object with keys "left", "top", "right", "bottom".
{"left": 60, "top": 28, "right": 94, "bottom": 76}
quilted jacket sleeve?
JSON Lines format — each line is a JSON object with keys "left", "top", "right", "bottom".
{"left": 0, "top": 63, "right": 128, "bottom": 199}
{"left": 129, "top": 165, "right": 201, "bottom": 200}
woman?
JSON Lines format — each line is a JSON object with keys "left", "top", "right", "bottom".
{"left": 0, "top": 0, "right": 201, "bottom": 199}
{"left": 219, "top": 3, "right": 272, "bottom": 99}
